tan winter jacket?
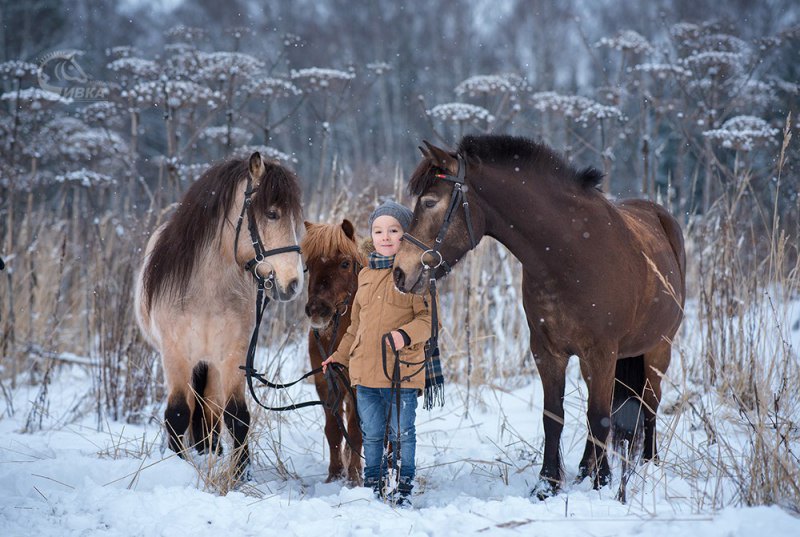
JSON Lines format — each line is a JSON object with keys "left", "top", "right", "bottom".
{"left": 328, "top": 258, "right": 432, "bottom": 391}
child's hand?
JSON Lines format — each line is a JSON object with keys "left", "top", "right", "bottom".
{"left": 321, "top": 357, "right": 335, "bottom": 373}
{"left": 390, "top": 330, "right": 406, "bottom": 351}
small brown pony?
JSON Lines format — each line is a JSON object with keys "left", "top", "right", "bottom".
{"left": 301, "top": 219, "right": 365, "bottom": 485}
{"left": 394, "top": 136, "right": 686, "bottom": 499}
{"left": 135, "top": 152, "right": 304, "bottom": 477}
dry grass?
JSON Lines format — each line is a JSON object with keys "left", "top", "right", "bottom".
{"left": 1, "top": 128, "right": 798, "bottom": 507}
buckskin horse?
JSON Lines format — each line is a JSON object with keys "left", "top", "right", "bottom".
{"left": 301, "top": 219, "right": 365, "bottom": 485}
{"left": 135, "top": 152, "right": 304, "bottom": 478}
{"left": 393, "top": 135, "right": 685, "bottom": 499}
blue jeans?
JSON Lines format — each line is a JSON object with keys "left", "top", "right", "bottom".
{"left": 356, "top": 386, "right": 418, "bottom": 483}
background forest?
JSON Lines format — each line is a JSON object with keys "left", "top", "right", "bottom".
{"left": 1, "top": 0, "right": 799, "bottom": 513}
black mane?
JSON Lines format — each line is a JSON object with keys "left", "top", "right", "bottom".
{"left": 409, "top": 134, "right": 603, "bottom": 196}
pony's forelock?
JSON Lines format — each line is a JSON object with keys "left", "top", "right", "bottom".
{"left": 301, "top": 222, "right": 365, "bottom": 266}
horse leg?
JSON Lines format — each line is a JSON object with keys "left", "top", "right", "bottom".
{"left": 345, "top": 387, "right": 363, "bottom": 487}
{"left": 642, "top": 340, "right": 671, "bottom": 462}
{"left": 165, "top": 389, "right": 193, "bottom": 457}
{"left": 531, "top": 345, "right": 569, "bottom": 500}
{"left": 222, "top": 395, "right": 250, "bottom": 479}
{"left": 577, "top": 347, "right": 617, "bottom": 490}
{"left": 163, "top": 354, "right": 195, "bottom": 458}
{"left": 312, "top": 368, "right": 346, "bottom": 482}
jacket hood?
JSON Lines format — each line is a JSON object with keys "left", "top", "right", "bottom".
{"left": 360, "top": 237, "right": 376, "bottom": 257}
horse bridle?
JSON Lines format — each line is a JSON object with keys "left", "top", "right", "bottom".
{"left": 311, "top": 260, "right": 361, "bottom": 359}
{"left": 239, "top": 254, "right": 361, "bottom": 456}
{"left": 401, "top": 153, "right": 478, "bottom": 276}
{"left": 233, "top": 174, "right": 302, "bottom": 289}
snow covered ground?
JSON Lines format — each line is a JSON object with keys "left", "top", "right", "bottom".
{"left": 2, "top": 345, "right": 799, "bottom": 537}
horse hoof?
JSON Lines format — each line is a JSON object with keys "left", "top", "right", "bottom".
{"left": 236, "top": 467, "right": 253, "bottom": 483}
{"left": 573, "top": 467, "right": 591, "bottom": 485}
{"left": 346, "top": 474, "right": 363, "bottom": 488}
{"left": 325, "top": 470, "right": 345, "bottom": 483}
{"left": 531, "top": 479, "right": 558, "bottom": 501}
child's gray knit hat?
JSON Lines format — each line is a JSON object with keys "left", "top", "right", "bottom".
{"left": 368, "top": 200, "right": 413, "bottom": 231}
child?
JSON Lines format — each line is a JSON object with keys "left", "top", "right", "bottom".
{"left": 322, "top": 200, "right": 431, "bottom": 506}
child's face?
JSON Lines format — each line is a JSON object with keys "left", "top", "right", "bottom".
{"left": 371, "top": 215, "right": 404, "bottom": 257}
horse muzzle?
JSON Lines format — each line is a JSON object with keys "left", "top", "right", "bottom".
{"left": 271, "top": 277, "right": 301, "bottom": 302}
{"left": 305, "top": 300, "right": 334, "bottom": 328}
{"left": 393, "top": 266, "right": 429, "bottom": 295}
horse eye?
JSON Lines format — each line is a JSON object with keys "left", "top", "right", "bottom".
{"left": 423, "top": 199, "right": 437, "bottom": 209}
{"left": 340, "top": 260, "right": 350, "bottom": 270}
{"left": 266, "top": 210, "right": 279, "bottom": 220}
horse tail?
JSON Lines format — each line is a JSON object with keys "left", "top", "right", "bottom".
{"left": 612, "top": 355, "right": 645, "bottom": 457}
{"left": 190, "top": 361, "right": 209, "bottom": 447}
{"left": 656, "top": 210, "right": 687, "bottom": 302}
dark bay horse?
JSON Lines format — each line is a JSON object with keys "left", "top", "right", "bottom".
{"left": 135, "top": 152, "right": 304, "bottom": 478}
{"left": 393, "top": 135, "right": 686, "bottom": 499}
{"left": 301, "top": 219, "right": 364, "bottom": 485}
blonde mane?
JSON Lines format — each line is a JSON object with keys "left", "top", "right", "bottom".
{"left": 301, "top": 221, "right": 366, "bottom": 266}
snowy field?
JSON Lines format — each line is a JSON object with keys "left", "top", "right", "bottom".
{"left": 2, "top": 334, "right": 799, "bottom": 537}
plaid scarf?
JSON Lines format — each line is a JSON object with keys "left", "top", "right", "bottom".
{"left": 368, "top": 252, "right": 395, "bottom": 270}
{"left": 423, "top": 341, "right": 445, "bottom": 410}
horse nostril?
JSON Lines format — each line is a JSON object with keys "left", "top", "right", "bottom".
{"left": 287, "top": 278, "right": 298, "bottom": 297}
{"left": 393, "top": 267, "right": 405, "bottom": 291}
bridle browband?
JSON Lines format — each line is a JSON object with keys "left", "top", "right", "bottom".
{"left": 401, "top": 153, "right": 478, "bottom": 276}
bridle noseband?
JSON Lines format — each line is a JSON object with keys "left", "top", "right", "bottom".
{"left": 401, "top": 153, "right": 478, "bottom": 276}
{"left": 233, "top": 174, "right": 302, "bottom": 289}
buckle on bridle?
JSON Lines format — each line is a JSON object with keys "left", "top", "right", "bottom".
{"left": 421, "top": 249, "right": 443, "bottom": 270}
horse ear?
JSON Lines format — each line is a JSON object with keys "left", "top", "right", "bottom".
{"left": 248, "top": 152, "right": 265, "bottom": 186}
{"left": 303, "top": 220, "right": 313, "bottom": 231}
{"left": 423, "top": 140, "right": 458, "bottom": 175}
{"left": 341, "top": 219, "right": 356, "bottom": 240}
{"left": 418, "top": 145, "right": 430, "bottom": 158}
